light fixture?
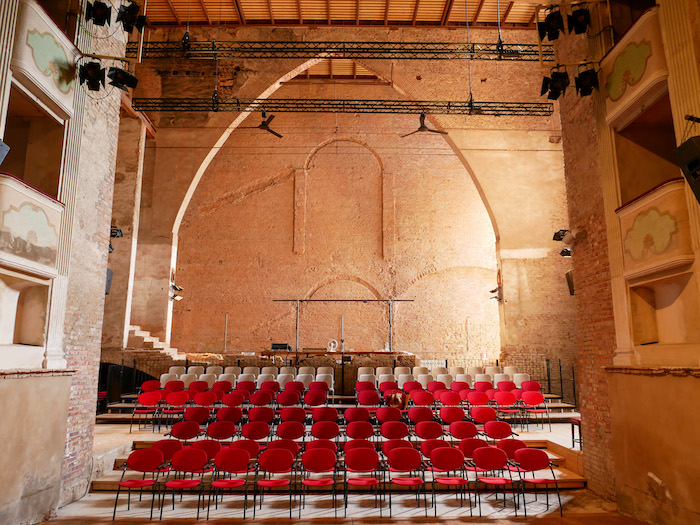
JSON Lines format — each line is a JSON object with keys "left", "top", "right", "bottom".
{"left": 568, "top": 6, "right": 592, "bottom": 34}
{"left": 117, "top": 2, "right": 146, "bottom": 33}
{"left": 538, "top": 8, "right": 565, "bottom": 41}
{"left": 181, "top": 31, "right": 191, "bottom": 52}
{"left": 575, "top": 66, "right": 599, "bottom": 96}
{"left": 211, "top": 88, "right": 219, "bottom": 112}
{"left": 79, "top": 61, "right": 105, "bottom": 91}
{"left": 107, "top": 67, "right": 138, "bottom": 91}
{"left": 169, "top": 292, "right": 183, "bottom": 301}
{"left": 110, "top": 226, "right": 123, "bottom": 238}
{"left": 541, "top": 68, "right": 570, "bottom": 100}
{"left": 559, "top": 247, "right": 572, "bottom": 257}
{"left": 553, "top": 229, "right": 569, "bottom": 241}
{"left": 170, "top": 283, "right": 184, "bottom": 292}
{"left": 85, "top": 1, "right": 112, "bottom": 26}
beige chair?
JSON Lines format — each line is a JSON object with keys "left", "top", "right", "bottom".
{"left": 169, "top": 366, "right": 186, "bottom": 377}
{"left": 298, "top": 366, "right": 316, "bottom": 376}
{"left": 494, "top": 373, "right": 511, "bottom": 385}
{"left": 397, "top": 374, "right": 414, "bottom": 388}
{"left": 467, "top": 366, "right": 483, "bottom": 378}
{"left": 224, "top": 366, "right": 242, "bottom": 376}
{"left": 437, "top": 374, "right": 453, "bottom": 388}
{"left": 160, "top": 373, "right": 178, "bottom": 388}
{"left": 394, "top": 366, "right": 411, "bottom": 377}
{"left": 256, "top": 373, "right": 275, "bottom": 388}
{"left": 513, "top": 373, "right": 530, "bottom": 387}
{"left": 180, "top": 373, "right": 197, "bottom": 387}
{"left": 359, "top": 374, "right": 376, "bottom": 385}
{"left": 296, "top": 374, "right": 314, "bottom": 388}
{"left": 236, "top": 373, "right": 256, "bottom": 384}
{"left": 199, "top": 374, "right": 216, "bottom": 388}
{"left": 475, "top": 373, "right": 492, "bottom": 384}
{"left": 187, "top": 366, "right": 205, "bottom": 377}
{"left": 317, "top": 366, "right": 335, "bottom": 376}
{"left": 218, "top": 373, "right": 237, "bottom": 385}
{"left": 277, "top": 374, "right": 294, "bottom": 388}
{"left": 378, "top": 373, "right": 395, "bottom": 385}
{"left": 375, "top": 366, "right": 392, "bottom": 377}
{"left": 455, "top": 374, "right": 473, "bottom": 387}
{"left": 412, "top": 366, "right": 429, "bottom": 377}
{"left": 206, "top": 366, "right": 223, "bottom": 377}
{"left": 449, "top": 366, "right": 465, "bottom": 377}
{"left": 357, "top": 367, "right": 374, "bottom": 380}
{"left": 316, "top": 373, "right": 335, "bottom": 393}
{"left": 431, "top": 366, "right": 448, "bottom": 377}
{"left": 417, "top": 374, "right": 434, "bottom": 389}
{"left": 261, "top": 366, "right": 278, "bottom": 376}
{"left": 280, "top": 366, "right": 297, "bottom": 376}
{"left": 485, "top": 366, "right": 501, "bottom": 379}
{"left": 242, "top": 366, "right": 260, "bottom": 377}
{"left": 503, "top": 366, "right": 519, "bottom": 377}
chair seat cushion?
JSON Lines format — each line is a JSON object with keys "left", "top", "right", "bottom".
{"left": 257, "top": 478, "right": 290, "bottom": 487}
{"left": 390, "top": 477, "right": 423, "bottom": 486}
{"left": 119, "top": 479, "right": 157, "bottom": 488}
{"left": 477, "top": 476, "right": 510, "bottom": 485}
{"left": 525, "top": 409, "right": 548, "bottom": 413}
{"left": 434, "top": 476, "right": 468, "bottom": 485}
{"left": 302, "top": 478, "right": 335, "bottom": 487}
{"left": 212, "top": 479, "right": 245, "bottom": 488}
{"left": 165, "top": 479, "right": 201, "bottom": 489}
{"left": 133, "top": 409, "right": 157, "bottom": 414}
{"left": 522, "top": 477, "right": 557, "bottom": 485}
{"left": 347, "top": 477, "right": 380, "bottom": 486}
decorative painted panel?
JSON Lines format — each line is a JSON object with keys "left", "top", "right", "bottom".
{"left": 616, "top": 179, "right": 694, "bottom": 281}
{"left": 600, "top": 7, "right": 668, "bottom": 130}
{"left": 0, "top": 173, "right": 63, "bottom": 270}
{"left": 10, "top": 0, "right": 80, "bottom": 120}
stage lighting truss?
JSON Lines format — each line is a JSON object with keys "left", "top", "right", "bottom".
{"left": 131, "top": 97, "right": 554, "bottom": 117}
{"left": 125, "top": 40, "right": 555, "bottom": 62}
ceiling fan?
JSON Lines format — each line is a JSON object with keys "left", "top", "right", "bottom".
{"left": 241, "top": 111, "right": 283, "bottom": 138}
{"left": 400, "top": 113, "right": 448, "bottom": 138}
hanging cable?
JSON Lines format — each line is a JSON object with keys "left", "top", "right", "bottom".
{"left": 496, "top": 0, "right": 504, "bottom": 48}
{"left": 465, "top": 0, "right": 474, "bottom": 104}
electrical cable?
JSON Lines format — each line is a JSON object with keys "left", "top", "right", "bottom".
{"left": 465, "top": 0, "right": 473, "bottom": 103}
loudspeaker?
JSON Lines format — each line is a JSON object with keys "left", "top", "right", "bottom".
{"left": 0, "top": 139, "right": 9, "bottom": 166}
{"left": 673, "top": 136, "right": 700, "bottom": 204}
{"left": 105, "top": 268, "right": 113, "bottom": 295}
{"left": 566, "top": 270, "right": 575, "bottom": 296}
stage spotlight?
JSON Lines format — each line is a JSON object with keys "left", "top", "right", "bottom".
{"left": 553, "top": 229, "right": 569, "bottom": 241}
{"left": 170, "top": 284, "right": 184, "bottom": 292}
{"left": 211, "top": 88, "right": 220, "bottom": 112}
{"left": 85, "top": 1, "right": 112, "bottom": 26}
{"left": 181, "top": 30, "right": 191, "bottom": 51}
{"left": 538, "top": 9, "right": 565, "bottom": 41}
{"left": 568, "top": 7, "right": 592, "bottom": 34}
{"left": 170, "top": 292, "right": 183, "bottom": 301}
{"left": 110, "top": 226, "right": 123, "bottom": 238}
{"left": 107, "top": 67, "right": 138, "bottom": 91}
{"left": 79, "top": 61, "right": 106, "bottom": 91}
{"left": 575, "top": 67, "right": 599, "bottom": 96}
{"left": 117, "top": 2, "right": 146, "bottom": 33}
{"left": 541, "top": 70, "right": 570, "bottom": 100}
{"left": 560, "top": 247, "right": 572, "bottom": 257}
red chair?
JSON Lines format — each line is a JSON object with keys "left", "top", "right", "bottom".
{"left": 470, "top": 407, "right": 497, "bottom": 431}
{"left": 484, "top": 420, "right": 515, "bottom": 441}
{"left": 299, "top": 448, "right": 338, "bottom": 517}
{"left": 276, "top": 420, "right": 306, "bottom": 441}
{"left": 222, "top": 391, "right": 246, "bottom": 407}
{"left": 344, "top": 439, "right": 375, "bottom": 453}
{"left": 276, "top": 390, "right": 301, "bottom": 407}
{"left": 241, "top": 421, "right": 271, "bottom": 442}
{"left": 130, "top": 391, "right": 161, "bottom": 433}
{"left": 216, "top": 407, "right": 243, "bottom": 424}
{"left": 312, "top": 406, "right": 338, "bottom": 423}
{"left": 189, "top": 380, "right": 209, "bottom": 392}
{"left": 280, "top": 406, "right": 306, "bottom": 424}
{"left": 466, "top": 391, "right": 489, "bottom": 407}
{"left": 382, "top": 438, "right": 413, "bottom": 458}
{"left": 164, "top": 380, "right": 185, "bottom": 392}
{"left": 485, "top": 388, "right": 499, "bottom": 401}
{"left": 304, "top": 390, "right": 327, "bottom": 407}
{"left": 440, "top": 390, "right": 462, "bottom": 406}
{"left": 379, "top": 381, "right": 399, "bottom": 394}
{"left": 168, "top": 420, "right": 201, "bottom": 441}
{"left": 249, "top": 390, "right": 274, "bottom": 407}
{"left": 427, "top": 381, "right": 446, "bottom": 393}
{"left": 472, "top": 447, "right": 518, "bottom": 516}
{"left": 159, "top": 448, "right": 209, "bottom": 519}
{"left": 411, "top": 390, "right": 435, "bottom": 406}
{"left": 183, "top": 406, "right": 211, "bottom": 427}
{"left": 306, "top": 439, "right": 338, "bottom": 454}
{"left": 450, "top": 381, "right": 470, "bottom": 393}
{"left": 497, "top": 438, "right": 528, "bottom": 473}
{"left": 344, "top": 407, "right": 370, "bottom": 423}
{"left": 415, "top": 420, "right": 443, "bottom": 440}
{"left": 355, "top": 381, "right": 376, "bottom": 392}
{"left": 449, "top": 421, "right": 478, "bottom": 440}
{"left": 194, "top": 390, "right": 217, "bottom": 407}
{"left": 248, "top": 406, "right": 275, "bottom": 423}
{"left": 311, "top": 421, "right": 340, "bottom": 440}
{"left": 347, "top": 420, "right": 375, "bottom": 440}
{"left": 515, "top": 448, "right": 562, "bottom": 516}
{"left": 344, "top": 448, "right": 383, "bottom": 517}
{"left": 191, "top": 439, "right": 222, "bottom": 467}
{"left": 357, "top": 389, "right": 380, "bottom": 406}
{"left": 141, "top": 380, "right": 161, "bottom": 392}
{"left": 229, "top": 438, "right": 260, "bottom": 459}
{"left": 253, "top": 448, "right": 296, "bottom": 518}
{"left": 494, "top": 391, "right": 522, "bottom": 426}
{"left": 376, "top": 406, "right": 401, "bottom": 424}
{"left": 260, "top": 380, "right": 280, "bottom": 393}
{"left": 267, "top": 438, "right": 300, "bottom": 457}
{"left": 419, "top": 438, "right": 452, "bottom": 459}
{"left": 521, "top": 391, "right": 551, "bottom": 431}
{"left": 236, "top": 380, "right": 256, "bottom": 394}
{"left": 403, "top": 381, "right": 422, "bottom": 393}
{"left": 473, "top": 381, "right": 493, "bottom": 392}
{"left": 213, "top": 380, "right": 233, "bottom": 393}
{"left": 113, "top": 448, "right": 164, "bottom": 520}
{"left": 430, "top": 447, "right": 471, "bottom": 516}
{"left": 497, "top": 380, "right": 516, "bottom": 392}
{"left": 309, "top": 381, "right": 329, "bottom": 392}
{"left": 207, "top": 448, "right": 251, "bottom": 519}
{"left": 386, "top": 447, "right": 428, "bottom": 516}
{"left": 161, "top": 390, "right": 188, "bottom": 428}
{"left": 458, "top": 438, "right": 491, "bottom": 473}
{"left": 381, "top": 421, "right": 410, "bottom": 440}
{"left": 285, "top": 380, "right": 304, "bottom": 393}
{"left": 206, "top": 421, "right": 237, "bottom": 441}
{"left": 521, "top": 380, "right": 541, "bottom": 392}
{"left": 150, "top": 439, "right": 183, "bottom": 465}
{"left": 407, "top": 406, "right": 433, "bottom": 426}
{"left": 439, "top": 406, "right": 466, "bottom": 425}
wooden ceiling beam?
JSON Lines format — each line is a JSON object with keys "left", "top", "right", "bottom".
{"left": 473, "top": 0, "right": 485, "bottom": 23}
{"left": 327, "top": 0, "right": 331, "bottom": 24}
{"left": 440, "top": 0, "right": 454, "bottom": 26}
{"left": 297, "top": 0, "right": 303, "bottom": 23}
{"left": 165, "top": 0, "right": 180, "bottom": 23}
{"left": 267, "top": 0, "right": 275, "bottom": 23}
{"left": 199, "top": 0, "right": 211, "bottom": 23}
{"left": 412, "top": 0, "right": 420, "bottom": 25}
{"left": 232, "top": 0, "right": 245, "bottom": 23}
{"left": 501, "top": 1, "right": 514, "bottom": 24}
{"left": 384, "top": 0, "right": 389, "bottom": 25}
{"left": 356, "top": 0, "right": 360, "bottom": 24}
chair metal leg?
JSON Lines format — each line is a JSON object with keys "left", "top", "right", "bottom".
{"left": 112, "top": 486, "right": 121, "bottom": 520}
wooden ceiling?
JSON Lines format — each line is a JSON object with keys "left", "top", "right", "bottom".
{"left": 142, "top": 0, "right": 538, "bottom": 28}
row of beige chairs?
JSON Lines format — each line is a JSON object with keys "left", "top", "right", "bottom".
{"left": 167, "top": 365, "right": 334, "bottom": 378}
{"left": 358, "top": 371, "right": 531, "bottom": 389}
{"left": 159, "top": 371, "right": 335, "bottom": 391}
{"left": 357, "top": 365, "right": 520, "bottom": 381}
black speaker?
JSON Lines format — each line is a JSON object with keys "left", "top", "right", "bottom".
{"left": 105, "top": 268, "right": 113, "bottom": 295}
{"left": 673, "top": 136, "right": 700, "bottom": 204}
{"left": 566, "top": 270, "right": 575, "bottom": 296}
{"left": 0, "top": 139, "right": 9, "bottom": 166}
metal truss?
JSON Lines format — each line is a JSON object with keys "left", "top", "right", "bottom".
{"left": 131, "top": 97, "right": 554, "bottom": 116}
{"left": 126, "top": 41, "right": 554, "bottom": 62}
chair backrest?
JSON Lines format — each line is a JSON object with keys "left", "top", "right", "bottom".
{"left": 473, "top": 446, "right": 508, "bottom": 471}
{"left": 377, "top": 374, "right": 395, "bottom": 385}
{"left": 137, "top": 391, "right": 162, "bottom": 406}
{"left": 380, "top": 421, "right": 409, "bottom": 439}
{"left": 522, "top": 390, "right": 545, "bottom": 406}
{"left": 298, "top": 366, "right": 315, "bottom": 376}
{"left": 440, "top": 390, "right": 462, "bottom": 405}
{"left": 449, "top": 421, "right": 478, "bottom": 440}
{"left": 285, "top": 380, "right": 304, "bottom": 392}
{"left": 305, "top": 439, "right": 338, "bottom": 454}
{"left": 164, "top": 379, "right": 185, "bottom": 392}
{"left": 397, "top": 374, "right": 414, "bottom": 388}
{"left": 344, "top": 439, "right": 375, "bottom": 453}
{"left": 415, "top": 420, "right": 443, "bottom": 439}
{"left": 170, "top": 420, "right": 200, "bottom": 440}
{"left": 280, "top": 406, "right": 306, "bottom": 423}
{"left": 151, "top": 439, "right": 183, "bottom": 461}
{"left": 242, "top": 366, "right": 260, "bottom": 376}
{"left": 276, "top": 390, "right": 301, "bottom": 407}
{"left": 375, "top": 366, "right": 392, "bottom": 377}
{"left": 236, "top": 375, "right": 256, "bottom": 387}
{"left": 521, "top": 380, "right": 541, "bottom": 392}
{"left": 466, "top": 390, "right": 489, "bottom": 406}
{"left": 439, "top": 406, "right": 465, "bottom": 424}
{"left": 412, "top": 366, "right": 429, "bottom": 376}
{"left": 484, "top": 420, "right": 513, "bottom": 439}
{"left": 276, "top": 420, "right": 306, "bottom": 440}
{"left": 420, "top": 439, "right": 452, "bottom": 459}
{"left": 403, "top": 380, "right": 422, "bottom": 393}
{"left": 475, "top": 374, "right": 492, "bottom": 384}
{"left": 241, "top": 421, "right": 271, "bottom": 440}
{"left": 437, "top": 374, "right": 453, "bottom": 387}
{"left": 261, "top": 366, "right": 278, "bottom": 375}
{"left": 215, "top": 377, "right": 235, "bottom": 390}
{"left": 455, "top": 374, "right": 472, "bottom": 386}
{"left": 317, "top": 366, "right": 334, "bottom": 376}
{"left": 407, "top": 406, "right": 433, "bottom": 425}
{"left": 126, "top": 448, "right": 164, "bottom": 473}
{"left": 280, "top": 366, "right": 297, "bottom": 376}
{"left": 248, "top": 406, "right": 275, "bottom": 423}
{"left": 198, "top": 374, "right": 216, "bottom": 388}
{"left": 387, "top": 447, "right": 422, "bottom": 472}
{"left": 165, "top": 390, "right": 189, "bottom": 407}
{"left": 497, "top": 381, "right": 516, "bottom": 392}
{"left": 450, "top": 381, "right": 469, "bottom": 393}
{"left": 183, "top": 406, "right": 211, "bottom": 425}
{"left": 382, "top": 439, "right": 413, "bottom": 457}
{"left": 449, "top": 366, "right": 465, "bottom": 376}
{"left": 312, "top": 406, "right": 338, "bottom": 422}
{"left": 169, "top": 366, "right": 186, "bottom": 376}
{"left": 347, "top": 420, "right": 375, "bottom": 440}
{"left": 224, "top": 366, "right": 242, "bottom": 376}
{"left": 216, "top": 407, "right": 243, "bottom": 424}
{"left": 315, "top": 374, "right": 334, "bottom": 388}
{"left": 141, "top": 380, "right": 161, "bottom": 392}
{"left": 457, "top": 437, "right": 490, "bottom": 458}
{"left": 345, "top": 407, "right": 370, "bottom": 423}
{"left": 229, "top": 439, "right": 260, "bottom": 458}
{"left": 345, "top": 448, "right": 379, "bottom": 473}
{"left": 394, "top": 366, "right": 410, "bottom": 377}
{"left": 427, "top": 380, "right": 446, "bottom": 393}
{"left": 474, "top": 381, "right": 493, "bottom": 392}
{"left": 304, "top": 390, "right": 327, "bottom": 406}
{"left": 215, "top": 448, "right": 250, "bottom": 474}
{"left": 512, "top": 373, "right": 530, "bottom": 387}
{"left": 301, "top": 448, "right": 336, "bottom": 473}
{"left": 256, "top": 373, "right": 275, "bottom": 387}
{"left": 503, "top": 366, "right": 519, "bottom": 377}
{"left": 356, "top": 366, "right": 374, "bottom": 379}
{"left": 194, "top": 390, "right": 217, "bottom": 407}
{"left": 431, "top": 366, "right": 448, "bottom": 377}
{"left": 206, "top": 365, "right": 223, "bottom": 376}
{"left": 375, "top": 406, "right": 401, "bottom": 423}
{"left": 494, "top": 391, "right": 517, "bottom": 406}
{"left": 296, "top": 374, "right": 314, "bottom": 388}
{"left": 358, "top": 374, "right": 376, "bottom": 385}
{"left": 311, "top": 421, "right": 340, "bottom": 440}
{"left": 159, "top": 374, "right": 177, "bottom": 388}
{"left": 187, "top": 366, "right": 205, "bottom": 377}
{"left": 260, "top": 381, "right": 281, "bottom": 394}
{"left": 276, "top": 373, "right": 294, "bottom": 388}
{"left": 249, "top": 390, "right": 274, "bottom": 407}
{"left": 357, "top": 389, "right": 380, "bottom": 406}
{"left": 493, "top": 373, "right": 510, "bottom": 385}
{"left": 379, "top": 381, "right": 399, "bottom": 394}
{"left": 355, "top": 381, "right": 376, "bottom": 392}
{"left": 514, "top": 448, "right": 550, "bottom": 472}
{"left": 431, "top": 447, "right": 465, "bottom": 472}
{"left": 222, "top": 391, "right": 246, "bottom": 407}
{"left": 206, "top": 421, "right": 236, "bottom": 440}
{"left": 470, "top": 406, "right": 497, "bottom": 424}
{"left": 411, "top": 389, "right": 434, "bottom": 406}
{"left": 467, "top": 366, "right": 483, "bottom": 377}
{"left": 417, "top": 374, "right": 433, "bottom": 388}
{"left": 485, "top": 366, "right": 501, "bottom": 377}
{"left": 497, "top": 438, "right": 528, "bottom": 460}
{"left": 258, "top": 448, "right": 295, "bottom": 473}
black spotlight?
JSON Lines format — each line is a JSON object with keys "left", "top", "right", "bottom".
{"left": 568, "top": 7, "right": 592, "bottom": 34}
{"left": 575, "top": 67, "right": 599, "bottom": 96}
{"left": 541, "top": 69, "right": 570, "bottom": 100}
{"left": 553, "top": 229, "right": 569, "bottom": 241}
{"left": 560, "top": 247, "right": 572, "bottom": 257}
{"left": 107, "top": 67, "right": 138, "bottom": 91}
{"left": 79, "top": 61, "right": 106, "bottom": 91}
{"left": 85, "top": 1, "right": 112, "bottom": 26}
{"left": 117, "top": 2, "right": 146, "bottom": 33}
{"left": 538, "top": 9, "right": 565, "bottom": 41}
{"left": 181, "top": 30, "right": 191, "bottom": 51}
